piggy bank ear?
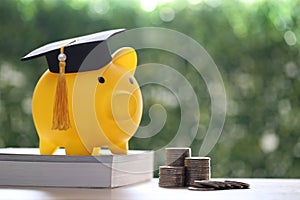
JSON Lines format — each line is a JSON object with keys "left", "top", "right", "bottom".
{"left": 112, "top": 47, "right": 137, "bottom": 75}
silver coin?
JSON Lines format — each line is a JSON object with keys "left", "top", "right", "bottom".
{"left": 193, "top": 180, "right": 222, "bottom": 189}
{"left": 188, "top": 186, "right": 216, "bottom": 191}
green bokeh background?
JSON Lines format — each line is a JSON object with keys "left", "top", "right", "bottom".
{"left": 0, "top": 0, "right": 300, "bottom": 178}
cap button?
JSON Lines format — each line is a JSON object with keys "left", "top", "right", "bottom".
{"left": 58, "top": 53, "right": 67, "bottom": 61}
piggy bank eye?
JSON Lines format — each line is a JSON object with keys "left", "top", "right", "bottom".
{"left": 129, "top": 77, "right": 134, "bottom": 84}
{"left": 98, "top": 76, "right": 105, "bottom": 84}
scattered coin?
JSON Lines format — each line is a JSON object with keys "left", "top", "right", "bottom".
{"left": 190, "top": 180, "right": 250, "bottom": 190}
{"left": 193, "top": 180, "right": 221, "bottom": 188}
{"left": 193, "top": 180, "right": 228, "bottom": 189}
{"left": 188, "top": 186, "right": 216, "bottom": 191}
{"left": 223, "top": 181, "right": 234, "bottom": 188}
{"left": 224, "top": 180, "right": 250, "bottom": 189}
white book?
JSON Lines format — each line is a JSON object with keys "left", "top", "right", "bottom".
{"left": 0, "top": 148, "right": 153, "bottom": 188}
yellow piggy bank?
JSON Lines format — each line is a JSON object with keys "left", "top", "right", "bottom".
{"left": 22, "top": 29, "right": 143, "bottom": 155}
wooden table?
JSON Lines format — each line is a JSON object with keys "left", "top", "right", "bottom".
{"left": 0, "top": 179, "right": 299, "bottom": 200}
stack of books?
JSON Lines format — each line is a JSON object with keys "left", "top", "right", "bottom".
{"left": 0, "top": 148, "right": 153, "bottom": 188}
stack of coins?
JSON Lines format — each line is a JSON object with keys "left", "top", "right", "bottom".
{"left": 158, "top": 147, "right": 251, "bottom": 191}
{"left": 159, "top": 148, "right": 191, "bottom": 188}
{"left": 165, "top": 148, "right": 191, "bottom": 166}
{"left": 185, "top": 157, "right": 211, "bottom": 186}
{"left": 158, "top": 166, "right": 185, "bottom": 187}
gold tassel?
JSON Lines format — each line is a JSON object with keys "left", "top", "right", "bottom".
{"left": 51, "top": 42, "right": 74, "bottom": 130}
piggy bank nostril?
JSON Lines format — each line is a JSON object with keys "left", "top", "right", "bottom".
{"left": 129, "top": 77, "right": 134, "bottom": 84}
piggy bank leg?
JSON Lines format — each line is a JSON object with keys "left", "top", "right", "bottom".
{"left": 39, "top": 139, "right": 59, "bottom": 155}
{"left": 65, "top": 142, "right": 93, "bottom": 156}
{"left": 109, "top": 142, "right": 128, "bottom": 154}
{"left": 92, "top": 147, "right": 100, "bottom": 156}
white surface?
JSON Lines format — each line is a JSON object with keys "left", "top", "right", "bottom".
{"left": 0, "top": 179, "right": 299, "bottom": 200}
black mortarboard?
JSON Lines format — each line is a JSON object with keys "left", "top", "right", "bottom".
{"left": 21, "top": 29, "right": 125, "bottom": 73}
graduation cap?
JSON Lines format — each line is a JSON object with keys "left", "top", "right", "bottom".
{"left": 21, "top": 28, "right": 125, "bottom": 73}
{"left": 21, "top": 29, "right": 125, "bottom": 131}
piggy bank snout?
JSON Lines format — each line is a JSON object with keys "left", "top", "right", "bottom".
{"left": 111, "top": 91, "right": 139, "bottom": 121}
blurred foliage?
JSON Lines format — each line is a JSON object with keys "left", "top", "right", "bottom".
{"left": 0, "top": 0, "right": 300, "bottom": 178}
